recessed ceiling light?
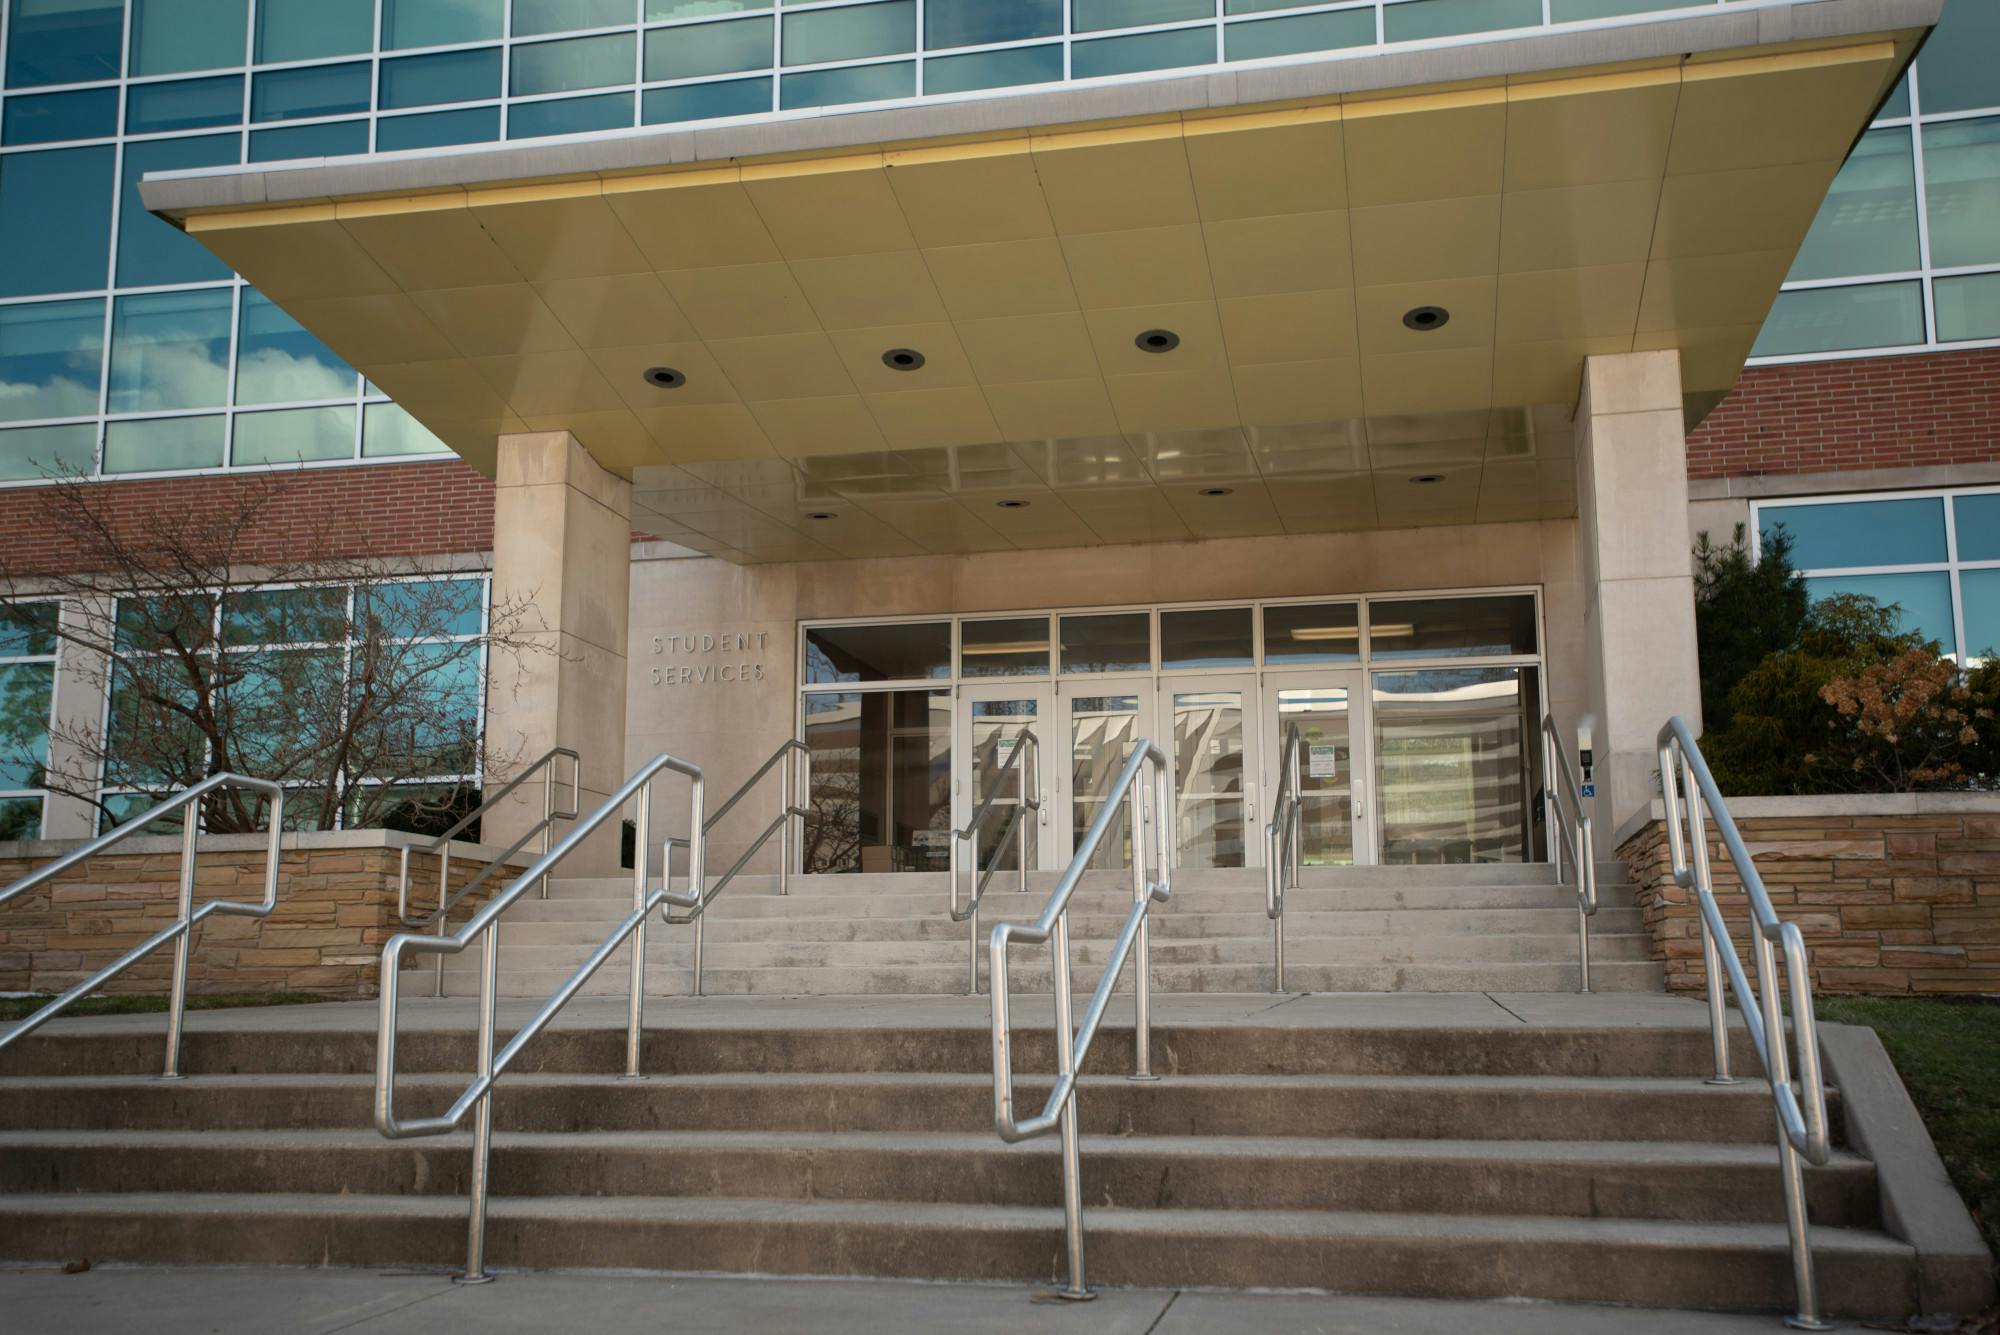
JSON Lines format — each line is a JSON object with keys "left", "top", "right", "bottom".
{"left": 995, "top": 499, "right": 1030, "bottom": 509}
{"left": 1198, "top": 486, "right": 1234, "bottom": 497}
{"left": 643, "top": 366, "right": 686, "bottom": 388}
{"left": 807, "top": 511, "right": 838, "bottom": 520}
{"left": 1409, "top": 474, "right": 1443, "bottom": 485}
{"left": 1135, "top": 329, "right": 1180, "bottom": 354}
{"left": 882, "top": 348, "right": 926, "bottom": 371}
{"left": 1401, "top": 306, "right": 1450, "bottom": 332}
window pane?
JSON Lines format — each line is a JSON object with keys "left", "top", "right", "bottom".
{"left": 0, "top": 145, "right": 114, "bottom": 297}
{"left": 1879, "top": 74, "right": 1909, "bottom": 120}
{"left": 960, "top": 616, "right": 1050, "bottom": 677}
{"left": 644, "top": 16, "right": 771, "bottom": 80}
{"left": 376, "top": 106, "right": 501, "bottom": 150}
{"left": 6, "top": 0, "right": 124, "bottom": 87}
{"left": 2, "top": 87, "right": 119, "bottom": 145}
{"left": 256, "top": 0, "right": 374, "bottom": 63}
{"left": 0, "top": 299, "right": 105, "bottom": 423}
{"left": 1073, "top": 28, "right": 1212, "bottom": 79}
{"left": 1936, "top": 273, "right": 2000, "bottom": 345}
{"left": 131, "top": 0, "right": 248, "bottom": 75}
{"left": 125, "top": 74, "right": 245, "bottom": 133}
{"left": 1957, "top": 493, "right": 2000, "bottom": 562}
{"left": 507, "top": 90, "right": 632, "bottom": 138}
{"left": 118, "top": 135, "right": 237, "bottom": 287}
{"left": 249, "top": 119, "right": 370, "bottom": 162}
{"left": 379, "top": 48, "right": 503, "bottom": 108}
{"left": 0, "top": 423, "right": 96, "bottom": 480}
{"left": 514, "top": 0, "right": 636, "bottom": 37}
{"left": 1759, "top": 497, "right": 1947, "bottom": 568}
{"left": 642, "top": 76, "right": 771, "bottom": 124}
{"left": 110, "top": 289, "right": 232, "bottom": 413}
{"left": 1226, "top": 11, "right": 1373, "bottom": 61}
{"left": 923, "top": 45, "right": 1061, "bottom": 95}
{"left": 116, "top": 594, "right": 217, "bottom": 653}
{"left": 511, "top": 32, "right": 635, "bottom": 95}
{"left": 649, "top": 0, "right": 761, "bottom": 16}
{"left": 1160, "top": 606, "right": 1251, "bottom": 669}
{"left": 1263, "top": 601, "right": 1360, "bottom": 664}
{"left": 781, "top": 1, "right": 914, "bottom": 66}
{"left": 362, "top": 402, "right": 448, "bottom": 456}
{"left": 1963, "top": 569, "right": 2000, "bottom": 663}
{"left": 801, "top": 689, "right": 950, "bottom": 874}
{"left": 1369, "top": 595, "right": 1537, "bottom": 659}
{"left": 232, "top": 405, "right": 356, "bottom": 465}
{"left": 1373, "top": 666, "right": 1534, "bottom": 866}
{"left": 1074, "top": 0, "right": 1208, "bottom": 33}
{"left": 102, "top": 414, "right": 226, "bottom": 472}
{"left": 222, "top": 586, "right": 347, "bottom": 645}
{"left": 1787, "top": 128, "right": 1918, "bottom": 281}
{"left": 361, "top": 579, "right": 485, "bottom": 638}
{"left": 224, "top": 647, "right": 345, "bottom": 776}
{"left": 805, "top": 621, "right": 949, "bottom": 683}
{"left": 0, "top": 661, "right": 55, "bottom": 789}
{"left": 779, "top": 61, "right": 911, "bottom": 110}
{"left": 1915, "top": 0, "right": 2000, "bottom": 115}
{"left": 925, "top": 0, "right": 1060, "bottom": 48}
{"left": 0, "top": 796, "right": 42, "bottom": 839}
{"left": 1551, "top": 0, "right": 1689, "bottom": 16}
{"left": 1059, "top": 612, "right": 1150, "bottom": 673}
{"left": 252, "top": 62, "right": 372, "bottom": 121}
{"left": 1385, "top": 0, "right": 1540, "bottom": 42}
{"left": 1804, "top": 573, "right": 1956, "bottom": 654}
{"left": 1071, "top": 693, "right": 1141, "bottom": 869}
{"left": 1751, "top": 282, "right": 1923, "bottom": 358}
{"left": 384, "top": 0, "right": 504, "bottom": 49}
{"left": 236, "top": 290, "right": 354, "bottom": 404}
{"left": 0, "top": 601, "right": 60, "bottom": 656}
{"left": 1922, "top": 117, "right": 2000, "bottom": 270}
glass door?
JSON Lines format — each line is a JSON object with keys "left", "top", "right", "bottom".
{"left": 957, "top": 684, "right": 1055, "bottom": 873}
{"left": 1264, "top": 671, "right": 1373, "bottom": 866}
{"left": 1064, "top": 685, "right": 1154, "bottom": 870}
{"left": 1168, "top": 674, "right": 1260, "bottom": 869}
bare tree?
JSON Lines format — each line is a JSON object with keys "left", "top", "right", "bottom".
{"left": 0, "top": 467, "right": 556, "bottom": 835}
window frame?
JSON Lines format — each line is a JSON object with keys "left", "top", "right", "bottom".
{"left": 0, "top": 596, "right": 62, "bottom": 841}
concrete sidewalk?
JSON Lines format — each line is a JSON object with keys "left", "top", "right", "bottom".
{"left": 0, "top": 1266, "right": 1806, "bottom": 1334}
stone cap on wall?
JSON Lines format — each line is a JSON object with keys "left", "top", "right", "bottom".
{"left": 1615, "top": 790, "right": 2000, "bottom": 847}
{"left": 0, "top": 826, "right": 536, "bottom": 867}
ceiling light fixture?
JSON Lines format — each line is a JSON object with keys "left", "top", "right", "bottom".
{"left": 1410, "top": 474, "right": 1443, "bottom": 484}
{"left": 807, "top": 511, "right": 838, "bottom": 520}
{"left": 643, "top": 366, "right": 686, "bottom": 388}
{"left": 882, "top": 348, "right": 926, "bottom": 371}
{"left": 995, "top": 499, "right": 1030, "bottom": 509}
{"left": 1401, "top": 306, "right": 1450, "bottom": 332}
{"left": 1198, "top": 486, "right": 1234, "bottom": 497}
{"left": 1135, "top": 329, "right": 1180, "bottom": 354}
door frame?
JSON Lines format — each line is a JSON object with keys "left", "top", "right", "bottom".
{"left": 1162, "top": 671, "right": 1264, "bottom": 871}
{"left": 1262, "top": 667, "right": 1377, "bottom": 866}
{"left": 956, "top": 680, "right": 1058, "bottom": 872}
{"left": 1053, "top": 675, "right": 1156, "bottom": 870}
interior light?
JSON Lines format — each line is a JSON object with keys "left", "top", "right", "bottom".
{"left": 995, "top": 499, "right": 1030, "bottom": 509}
{"left": 807, "top": 511, "right": 837, "bottom": 520}
{"left": 1198, "top": 487, "right": 1234, "bottom": 497}
{"left": 1135, "top": 329, "right": 1180, "bottom": 354}
{"left": 1401, "top": 307, "right": 1450, "bottom": 332}
{"left": 643, "top": 367, "right": 686, "bottom": 389}
{"left": 1288, "top": 626, "right": 1361, "bottom": 641}
{"left": 882, "top": 348, "right": 926, "bottom": 371}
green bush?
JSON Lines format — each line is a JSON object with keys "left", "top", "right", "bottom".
{"left": 1693, "top": 525, "right": 1809, "bottom": 734}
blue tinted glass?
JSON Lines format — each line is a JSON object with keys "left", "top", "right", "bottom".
{"left": 1936, "top": 272, "right": 2000, "bottom": 344}
{"left": 0, "top": 299, "right": 104, "bottom": 423}
{"left": 109, "top": 288, "right": 232, "bottom": 413}
{"left": 383, "top": 0, "right": 503, "bottom": 49}
{"left": 379, "top": 47, "right": 502, "bottom": 109}
{"left": 1751, "top": 282, "right": 1924, "bottom": 357}
{"left": 362, "top": 402, "right": 446, "bottom": 456}
{"left": 256, "top": 0, "right": 374, "bottom": 62}
{"left": 1963, "top": 569, "right": 2000, "bottom": 661}
{"left": 0, "top": 423, "right": 96, "bottom": 479}
{"left": 515, "top": 0, "right": 635, "bottom": 36}
{"left": 641, "top": 76, "right": 771, "bottom": 124}
{"left": 644, "top": 16, "right": 770, "bottom": 80}
{"left": 0, "top": 601, "right": 58, "bottom": 656}
{"left": 779, "top": 61, "right": 912, "bottom": 110}
{"left": 249, "top": 119, "right": 370, "bottom": 162}
{"left": 102, "top": 414, "right": 226, "bottom": 473}
{"left": 236, "top": 289, "right": 353, "bottom": 403}
{"left": 1956, "top": 493, "right": 2000, "bottom": 562}
{"left": 648, "top": 0, "right": 759, "bottom": 15}
{"left": 1805, "top": 573, "right": 1956, "bottom": 654}
{"left": 1788, "top": 128, "right": 1918, "bottom": 281}
{"left": 252, "top": 62, "right": 371, "bottom": 121}
{"left": 130, "top": 0, "right": 248, "bottom": 76}
{"left": 510, "top": 32, "right": 634, "bottom": 95}
{"left": 6, "top": 0, "right": 124, "bottom": 87}
{"left": 1761, "top": 497, "right": 1948, "bottom": 569}
{"left": 1915, "top": 0, "right": 2000, "bottom": 115}
{"left": 365, "top": 579, "right": 484, "bottom": 637}
{"left": 923, "top": 44, "right": 1062, "bottom": 95}
{"left": 0, "top": 144, "right": 113, "bottom": 296}
{"left": 1878, "top": 74, "right": 1909, "bottom": 119}
{"left": 125, "top": 75, "right": 244, "bottom": 133}
{"left": 1074, "top": 0, "right": 1207, "bottom": 32}
{"left": 782, "top": 1, "right": 914, "bottom": 66}
{"left": 0, "top": 662, "right": 54, "bottom": 788}
{"left": 1226, "top": 10, "right": 1373, "bottom": 60}
{"left": 231, "top": 404, "right": 355, "bottom": 464}
{"left": 1072, "top": 27, "right": 1212, "bottom": 79}
{"left": 375, "top": 105, "right": 501, "bottom": 150}
{"left": 506, "top": 90, "right": 632, "bottom": 138}
{"left": 2, "top": 87, "right": 119, "bottom": 145}
{"left": 117, "top": 134, "right": 237, "bottom": 286}
{"left": 1385, "top": 0, "right": 1541, "bottom": 41}
{"left": 1922, "top": 118, "right": 2000, "bottom": 271}
{"left": 925, "top": 0, "right": 1059, "bottom": 49}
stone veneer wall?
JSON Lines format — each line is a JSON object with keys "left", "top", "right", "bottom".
{"left": 0, "top": 831, "right": 527, "bottom": 1001}
{"left": 1617, "top": 795, "right": 2000, "bottom": 995}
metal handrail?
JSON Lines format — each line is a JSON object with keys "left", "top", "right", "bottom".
{"left": 1264, "top": 722, "right": 1303, "bottom": 993}
{"left": 0, "top": 773, "right": 284, "bottom": 1077}
{"left": 396, "top": 746, "right": 581, "bottom": 999}
{"left": 1657, "top": 716, "right": 1833, "bottom": 1332}
{"left": 1540, "top": 714, "right": 1598, "bottom": 994}
{"left": 375, "top": 752, "right": 705, "bottom": 1284}
{"left": 990, "top": 739, "right": 1172, "bottom": 1301}
{"left": 950, "top": 726, "right": 1041, "bottom": 995}
{"left": 661, "top": 738, "right": 808, "bottom": 996}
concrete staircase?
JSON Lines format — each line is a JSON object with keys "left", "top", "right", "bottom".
{"left": 443, "top": 863, "right": 1662, "bottom": 996}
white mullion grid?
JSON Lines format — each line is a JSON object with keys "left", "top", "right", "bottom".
{"left": 498, "top": 0, "right": 515, "bottom": 139}
{"left": 1906, "top": 64, "right": 1939, "bottom": 346}
{"left": 1942, "top": 487, "right": 1969, "bottom": 666}
{"left": 770, "top": 0, "right": 784, "bottom": 109}
{"left": 911, "top": 0, "right": 923, "bottom": 95}
{"left": 1214, "top": 0, "right": 1223, "bottom": 66}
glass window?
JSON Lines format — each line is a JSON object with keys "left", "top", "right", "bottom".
{"left": 780, "top": 61, "right": 912, "bottom": 110}
{"left": 0, "top": 661, "right": 55, "bottom": 793}
{"left": 102, "top": 414, "right": 227, "bottom": 472}
{"left": 1369, "top": 595, "right": 1538, "bottom": 660}
{"left": 960, "top": 616, "right": 1050, "bottom": 677}
{"left": 0, "top": 423, "right": 97, "bottom": 480}
{"left": 1172, "top": 687, "right": 1247, "bottom": 869}
{"left": 923, "top": 45, "right": 1062, "bottom": 95}
{"left": 252, "top": 62, "right": 372, "bottom": 122}
{"left": 1384, "top": 0, "right": 1540, "bottom": 42}
{"left": 806, "top": 621, "right": 950, "bottom": 684}
{"left": 1936, "top": 273, "right": 2000, "bottom": 345}
{"left": 801, "top": 689, "right": 951, "bottom": 874}
{"left": 362, "top": 402, "right": 448, "bottom": 456}
{"left": 1074, "top": 0, "right": 1209, "bottom": 33}
{"left": 514, "top": 0, "right": 637, "bottom": 36}
{"left": 0, "top": 145, "right": 114, "bottom": 297}
{"left": 1957, "top": 494, "right": 2000, "bottom": 562}
{"left": 1549, "top": 0, "right": 1688, "bottom": 17}
{"left": 781, "top": 1, "right": 914, "bottom": 66}
{"left": 130, "top": 0, "right": 249, "bottom": 76}
{"left": 256, "top": 0, "right": 375, "bottom": 63}
{"left": 117, "top": 135, "right": 237, "bottom": 287}
{"left": 1879, "top": 75, "right": 1909, "bottom": 120}
{"left": 507, "top": 90, "right": 633, "bottom": 138}
{"left": 642, "top": 77, "right": 771, "bottom": 124}
{"left": 232, "top": 405, "right": 357, "bottom": 465}
{"left": 1922, "top": 118, "right": 2000, "bottom": 271}
{"left": 1071, "top": 27, "right": 1211, "bottom": 80}
{"left": 125, "top": 74, "right": 245, "bottom": 133}
{"left": 1059, "top": 611, "right": 1150, "bottom": 673}
{"left": 1751, "top": 282, "right": 1924, "bottom": 358}
{"left": 6, "top": 0, "right": 124, "bottom": 87}
{"left": 0, "top": 601, "right": 59, "bottom": 655}
{"left": 0, "top": 299, "right": 105, "bottom": 424}
{"left": 1962, "top": 569, "right": 2000, "bottom": 663}
{"left": 361, "top": 579, "right": 485, "bottom": 638}
{"left": 1759, "top": 496, "right": 1947, "bottom": 568}
{"left": 249, "top": 119, "right": 371, "bottom": 162}
{"left": 379, "top": 48, "right": 503, "bottom": 109}
{"left": 1262, "top": 601, "right": 1360, "bottom": 664}
{"left": 1070, "top": 693, "right": 1142, "bottom": 869}
{"left": 649, "top": 0, "right": 761, "bottom": 16}
{"left": 1373, "top": 665, "right": 1537, "bottom": 866}
{"left": 1805, "top": 572, "right": 1956, "bottom": 654}
{"left": 376, "top": 106, "right": 502, "bottom": 151}
{"left": 2, "top": 87, "right": 119, "bottom": 146}
{"left": 511, "top": 32, "right": 635, "bottom": 95}
{"left": 110, "top": 289, "right": 232, "bottom": 413}
{"left": 1914, "top": 0, "right": 2000, "bottom": 116}
{"left": 925, "top": 0, "right": 1060, "bottom": 49}
{"left": 1227, "top": 11, "right": 1374, "bottom": 62}
{"left": 236, "top": 290, "right": 356, "bottom": 404}
{"left": 222, "top": 586, "right": 348, "bottom": 646}
{"left": 383, "top": 0, "right": 504, "bottom": 50}
{"left": 644, "top": 16, "right": 771, "bottom": 80}
{"left": 1787, "top": 128, "right": 1918, "bottom": 281}
{"left": 1160, "top": 606, "right": 1252, "bottom": 669}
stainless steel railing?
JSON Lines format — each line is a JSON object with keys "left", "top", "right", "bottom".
{"left": 1264, "top": 722, "right": 1303, "bottom": 993}
{"left": 950, "top": 726, "right": 1040, "bottom": 995}
{"left": 375, "top": 752, "right": 705, "bottom": 1284}
{"left": 0, "top": 773, "right": 285, "bottom": 1077}
{"left": 990, "top": 739, "right": 1172, "bottom": 1301}
{"left": 1540, "top": 714, "right": 1597, "bottom": 994}
{"left": 1657, "top": 717, "right": 1833, "bottom": 1331}
{"left": 396, "top": 746, "right": 582, "bottom": 999}
{"left": 662, "top": 738, "right": 807, "bottom": 996}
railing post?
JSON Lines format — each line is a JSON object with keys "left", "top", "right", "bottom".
{"left": 779, "top": 747, "right": 792, "bottom": 899}
{"left": 433, "top": 843, "right": 452, "bottom": 999}
{"left": 1683, "top": 761, "right": 1736, "bottom": 1087}
{"left": 1049, "top": 906, "right": 1091, "bottom": 1301}
{"left": 1753, "top": 925, "right": 1827, "bottom": 1330}
{"left": 1129, "top": 772, "right": 1157, "bottom": 1082}
{"left": 626, "top": 778, "right": 651, "bottom": 1078}
{"left": 161, "top": 807, "right": 200, "bottom": 1081}
{"left": 458, "top": 927, "right": 499, "bottom": 1284}
{"left": 538, "top": 763, "right": 556, "bottom": 900}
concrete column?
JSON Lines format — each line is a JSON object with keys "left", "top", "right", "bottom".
{"left": 1574, "top": 350, "right": 1703, "bottom": 837}
{"left": 40, "top": 594, "right": 111, "bottom": 841}
{"left": 484, "top": 432, "right": 632, "bottom": 874}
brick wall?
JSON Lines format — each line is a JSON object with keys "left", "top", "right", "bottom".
{"left": 1688, "top": 347, "right": 2000, "bottom": 481}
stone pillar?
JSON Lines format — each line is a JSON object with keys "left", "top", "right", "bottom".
{"left": 483, "top": 432, "right": 631, "bottom": 874}
{"left": 1574, "top": 350, "right": 1703, "bottom": 837}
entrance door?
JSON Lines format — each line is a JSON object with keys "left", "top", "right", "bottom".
{"left": 1167, "top": 674, "right": 1260, "bottom": 869}
{"left": 1264, "top": 672, "right": 1374, "bottom": 866}
{"left": 1063, "top": 685, "right": 1154, "bottom": 870}
{"left": 957, "top": 684, "right": 1055, "bottom": 873}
